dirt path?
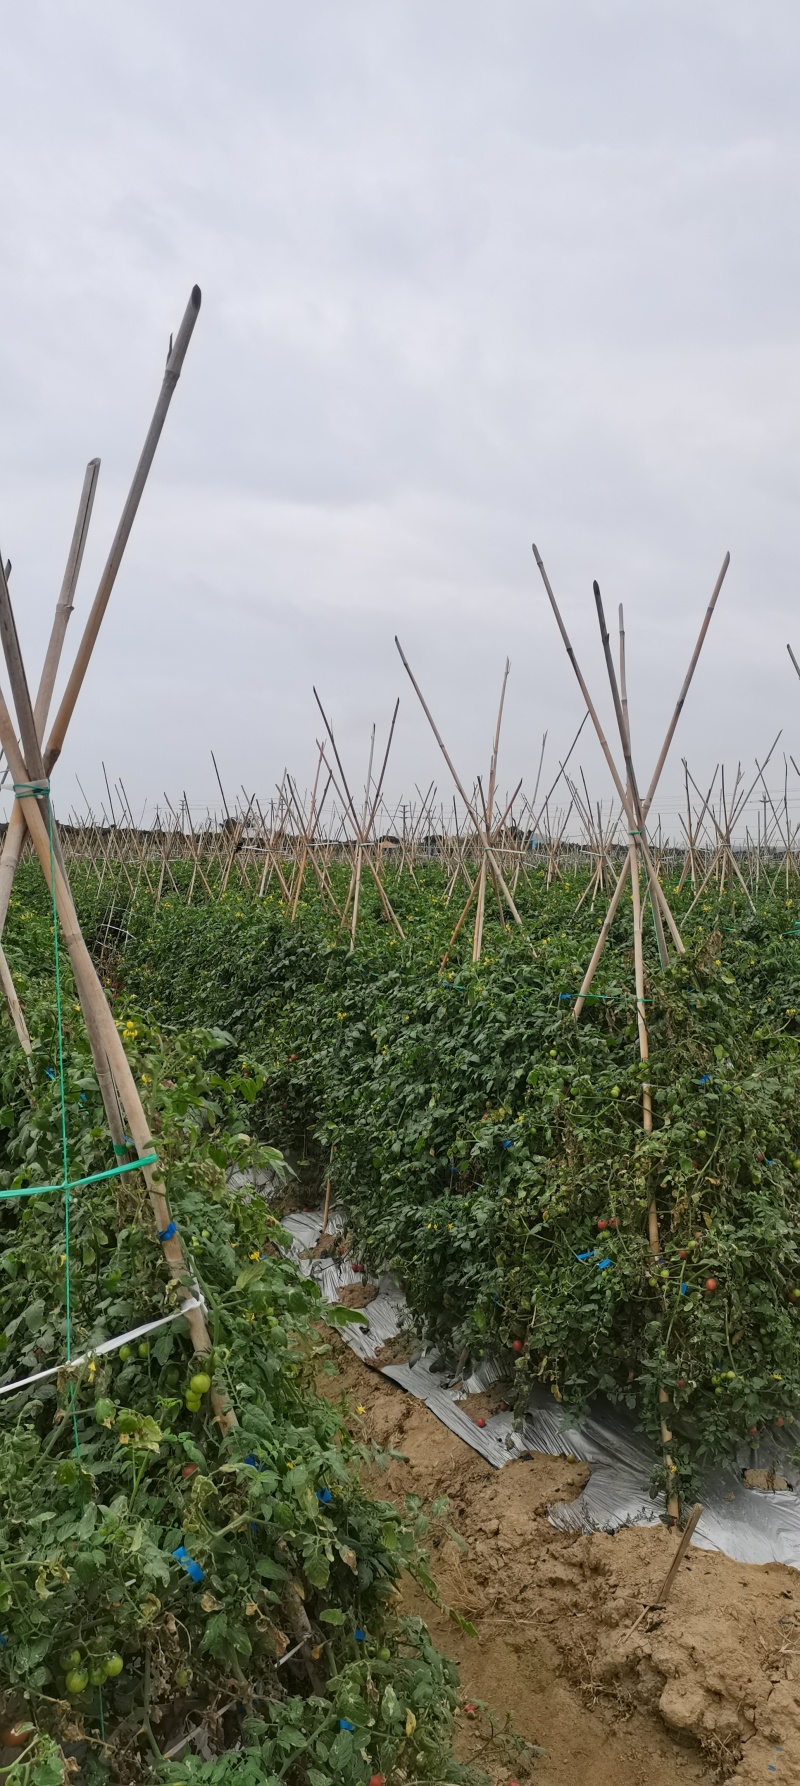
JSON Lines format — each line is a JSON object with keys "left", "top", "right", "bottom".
{"left": 319, "top": 1340, "right": 800, "bottom": 1784}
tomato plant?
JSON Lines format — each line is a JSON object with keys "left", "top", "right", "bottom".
{"left": 0, "top": 882, "right": 476, "bottom": 1783}
{"left": 64, "top": 859, "right": 800, "bottom": 1500}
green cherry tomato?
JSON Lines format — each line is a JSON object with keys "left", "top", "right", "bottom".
{"left": 185, "top": 1393, "right": 202, "bottom": 1412}
{"left": 137, "top": 1341, "right": 150, "bottom": 1359}
{"left": 378, "top": 1647, "right": 391, "bottom": 1661}
{"left": 610, "top": 1086, "right": 620, "bottom": 1099}
{"left": 89, "top": 1663, "right": 107, "bottom": 1686}
{"left": 61, "top": 1649, "right": 81, "bottom": 1671}
{"left": 66, "top": 1668, "right": 89, "bottom": 1695}
{"left": 104, "top": 1652, "right": 124, "bottom": 1679}
{"left": 175, "top": 1666, "right": 191, "bottom": 1688}
{"left": 119, "top": 1344, "right": 132, "bottom": 1362}
{"left": 189, "top": 1372, "right": 211, "bottom": 1396}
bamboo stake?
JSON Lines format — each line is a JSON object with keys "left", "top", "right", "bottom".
{"left": 0, "top": 704, "right": 224, "bottom": 1391}
{"left": 592, "top": 580, "right": 670, "bottom": 968}
{"left": 0, "top": 463, "right": 101, "bottom": 1047}
{"left": 395, "top": 638, "right": 525, "bottom": 932}
{"left": 37, "top": 460, "right": 101, "bottom": 733}
{"left": 0, "top": 573, "right": 228, "bottom": 1414}
{"left": 655, "top": 1502, "right": 703, "bottom": 1605}
{"left": 533, "top": 549, "right": 683, "bottom": 956}
{"left": 554, "top": 549, "right": 727, "bottom": 1015}
{"left": 620, "top": 620, "right": 678, "bottom": 1521}
{"left": 45, "top": 288, "right": 202, "bottom": 774}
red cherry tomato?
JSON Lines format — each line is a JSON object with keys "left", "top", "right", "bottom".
{"left": 0, "top": 1725, "right": 30, "bottom": 1747}
{"left": 181, "top": 1463, "right": 198, "bottom": 1479}
{"left": 476, "top": 1417, "right": 486, "bottom": 1428}
{"left": 705, "top": 1279, "right": 718, "bottom": 1294}
{"left": 678, "top": 1249, "right": 687, "bottom": 1260}
{"left": 511, "top": 1339, "right": 523, "bottom": 1354}
{"left": 597, "top": 1218, "right": 608, "bottom": 1231}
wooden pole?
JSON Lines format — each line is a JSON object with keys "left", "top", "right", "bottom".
{"left": 0, "top": 462, "right": 101, "bottom": 1048}
{"left": 0, "top": 696, "right": 225, "bottom": 1397}
{"left": 655, "top": 1503, "right": 703, "bottom": 1605}
{"left": 0, "top": 570, "right": 227, "bottom": 1409}
{"left": 44, "top": 287, "right": 202, "bottom": 774}
{"left": 532, "top": 548, "right": 683, "bottom": 957}
{"left": 592, "top": 580, "right": 670, "bottom": 968}
{"left": 395, "top": 637, "right": 525, "bottom": 931}
{"left": 36, "top": 460, "right": 101, "bottom": 735}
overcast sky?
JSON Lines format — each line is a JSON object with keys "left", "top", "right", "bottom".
{"left": 0, "top": 1, "right": 798, "bottom": 836}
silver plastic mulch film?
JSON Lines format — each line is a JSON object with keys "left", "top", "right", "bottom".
{"left": 280, "top": 1206, "right": 800, "bottom": 1568}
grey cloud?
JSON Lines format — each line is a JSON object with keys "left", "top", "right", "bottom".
{"left": 0, "top": 1, "right": 798, "bottom": 832}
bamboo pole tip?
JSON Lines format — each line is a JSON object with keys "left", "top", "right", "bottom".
{"left": 191, "top": 284, "right": 202, "bottom": 309}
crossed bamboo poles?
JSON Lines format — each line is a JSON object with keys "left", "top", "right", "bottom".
{"left": 0, "top": 288, "right": 229, "bottom": 1414}
{"left": 395, "top": 637, "right": 528, "bottom": 963}
{"left": 313, "top": 691, "right": 406, "bottom": 950}
{"left": 534, "top": 543, "right": 730, "bottom": 1517}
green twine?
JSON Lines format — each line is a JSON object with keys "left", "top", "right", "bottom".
{"left": 0, "top": 1151, "right": 158, "bottom": 1201}
{"left": 10, "top": 781, "right": 160, "bottom": 1456}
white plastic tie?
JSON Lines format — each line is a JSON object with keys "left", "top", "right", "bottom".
{"left": 0, "top": 1293, "right": 205, "bottom": 1400}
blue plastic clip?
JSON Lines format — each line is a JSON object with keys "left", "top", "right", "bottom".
{"left": 698, "top": 1074, "right": 711, "bottom": 1085}
{"left": 354, "top": 1628, "right": 365, "bottom": 1641}
{"left": 317, "top": 1487, "right": 332, "bottom": 1504}
{"left": 576, "top": 1251, "right": 595, "bottom": 1262}
{"left": 339, "top": 1719, "right": 355, "bottom": 1731}
{"left": 502, "top": 1140, "right": 513, "bottom": 1149}
{"left": 172, "top": 1544, "right": 205, "bottom": 1584}
{"left": 157, "top": 1221, "right": 177, "bottom": 1242}
{"left": 596, "top": 1258, "right": 612, "bottom": 1271}
{"left": 680, "top": 1283, "right": 689, "bottom": 1295}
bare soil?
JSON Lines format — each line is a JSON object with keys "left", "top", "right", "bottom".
{"left": 336, "top": 1280, "right": 378, "bottom": 1309}
{"left": 320, "top": 1338, "right": 800, "bottom": 1784}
